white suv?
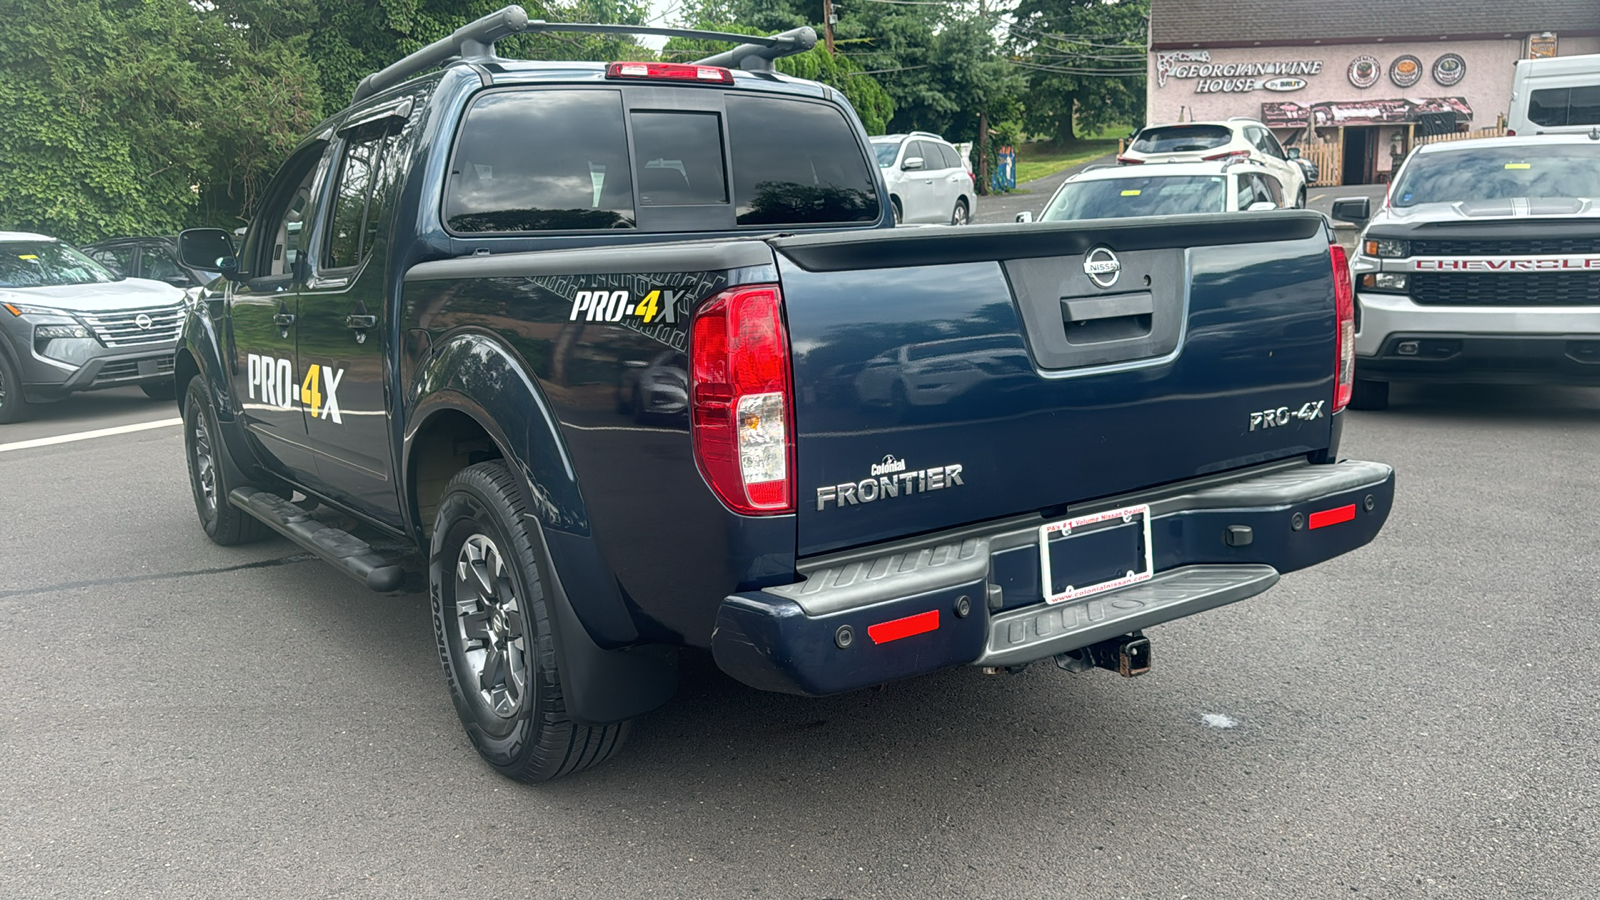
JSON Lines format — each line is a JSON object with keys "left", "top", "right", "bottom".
{"left": 1120, "top": 119, "right": 1308, "bottom": 208}
{"left": 871, "top": 132, "right": 976, "bottom": 225}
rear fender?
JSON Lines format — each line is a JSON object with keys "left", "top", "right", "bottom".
{"left": 406, "top": 331, "right": 677, "bottom": 724}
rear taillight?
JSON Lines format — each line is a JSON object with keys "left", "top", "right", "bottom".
{"left": 1330, "top": 244, "right": 1355, "bottom": 412}
{"left": 1201, "top": 149, "right": 1253, "bottom": 161}
{"left": 690, "top": 285, "right": 794, "bottom": 515}
{"left": 1506, "top": 129, "right": 1516, "bottom": 136}
{"left": 606, "top": 62, "right": 734, "bottom": 84}
{"left": 1116, "top": 156, "right": 1144, "bottom": 164}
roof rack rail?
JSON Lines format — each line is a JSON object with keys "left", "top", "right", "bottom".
{"left": 351, "top": 4, "right": 817, "bottom": 103}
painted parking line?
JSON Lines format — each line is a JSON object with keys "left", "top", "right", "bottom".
{"left": 0, "top": 418, "right": 182, "bottom": 454}
{"left": 1311, "top": 193, "right": 1326, "bottom": 202}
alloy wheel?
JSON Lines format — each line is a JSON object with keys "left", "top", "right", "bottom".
{"left": 191, "top": 415, "right": 218, "bottom": 515}
{"left": 455, "top": 533, "right": 529, "bottom": 719}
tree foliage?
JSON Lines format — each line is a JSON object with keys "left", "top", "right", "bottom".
{"left": 0, "top": 0, "right": 1147, "bottom": 242}
{"left": 1008, "top": 0, "right": 1147, "bottom": 141}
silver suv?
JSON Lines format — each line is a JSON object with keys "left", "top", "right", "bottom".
{"left": 0, "top": 232, "right": 186, "bottom": 422}
{"left": 871, "top": 132, "right": 976, "bottom": 225}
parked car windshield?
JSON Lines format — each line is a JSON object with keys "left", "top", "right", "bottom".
{"left": 0, "top": 241, "right": 122, "bottom": 288}
{"left": 1042, "top": 176, "right": 1227, "bottom": 220}
{"left": 872, "top": 140, "right": 903, "bottom": 167}
{"left": 1130, "top": 125, "right": 1233, "bottom": 154}
{"left": 1391, "top": 145, "right": 1600, "bottom": 206}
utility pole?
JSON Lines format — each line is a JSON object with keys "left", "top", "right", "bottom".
{"left": 976, "top": 0, "right": 990, "bottom": 194}
{"left": 822, "top": 0, "right": 836, "bottom": 54}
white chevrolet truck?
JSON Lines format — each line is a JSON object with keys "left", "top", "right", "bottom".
{"left": 1333, "top": 132, "right": 1600, "bottom": 409}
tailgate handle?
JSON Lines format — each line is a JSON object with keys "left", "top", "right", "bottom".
{"left": 1062, "top": 293, "right": 1153, "bottom": 323}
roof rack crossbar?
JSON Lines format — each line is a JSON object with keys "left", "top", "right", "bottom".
{"left": 351, "top": 4, "right": 817, "bottom": 102}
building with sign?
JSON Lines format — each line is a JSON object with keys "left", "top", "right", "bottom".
{"left": 1147, "top": 0, "right": 1600, "bottom": 185}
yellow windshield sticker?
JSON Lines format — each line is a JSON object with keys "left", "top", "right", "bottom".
{"left": 17, "top": 254, "right": 38, "bottom": 260}
{"left": 1120, "top": 189, "right": 1142, "bottom": 196}
{"left": 1504, "top": 163, "right": 1531, "bottom": 169}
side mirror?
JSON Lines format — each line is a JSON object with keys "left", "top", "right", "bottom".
{"left": 161, "top": 274, "right": 195, "bottom": 288}
{"left": 902, "top": 156, "right": 925, "bottom": 171}
{"left": 1015, "top": 211, "right": 1035, "bottom": 223}
{"left": 1331, "top": 197, "right": 1371, "bottom": 224}
{"left": 1246, "top": 201, "right": 1278, "bottom": 212}
{"left": 177, "top": 229, "right": 238, "bottom": 279}
{"left": 1286, "top": 147, "right": 1302, "bottom": 160}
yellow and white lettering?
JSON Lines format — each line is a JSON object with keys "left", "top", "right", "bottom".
{"left": 570, "top": 290, "right": 594, "bottom": 321}
{"left": 320, "top": 366, "right": 343, "bottom": 424}
{"left": 276, "top": 358, "right": 294, "bottom": 409}
{"left": 247, "top": 353, "right": 260, "bottom": 400}
{"left": 607, "top": 290, "right": 629, "bottom": 322}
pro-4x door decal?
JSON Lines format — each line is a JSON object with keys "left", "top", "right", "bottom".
{"left": 246, "top": 353, "right": 344, "bottom": 423}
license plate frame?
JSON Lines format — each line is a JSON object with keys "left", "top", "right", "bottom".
{"left": 1038, "top": 503, "right": 1154, "bottom": 605}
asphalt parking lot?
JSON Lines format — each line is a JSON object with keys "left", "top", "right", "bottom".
{"left": 3, "top": 382, "right": 1598, "bottom": 898}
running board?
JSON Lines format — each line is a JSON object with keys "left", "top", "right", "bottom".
{"left": 228, "top": 489, "right": 406, "bottom": 592}
{"left": 976, "top": 564, "right": 1280, "bottom": 667}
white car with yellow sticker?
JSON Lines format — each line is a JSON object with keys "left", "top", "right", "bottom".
{"left": 1016, "top": 159, "right": 1291, "bottom": 224}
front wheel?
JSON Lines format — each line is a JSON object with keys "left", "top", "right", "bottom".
{"left": 183, "top": 377, "right": 271, "bottom": 545}
{"left": 430, "top": 461, "right": 629, "bottom": 782}
{"left": 0, "top": 350, "right": 32, "bottom": 424}
{"left": 950, "top": 199, "right": 969, "bottom": 226}
{"left": 1296, "top": 187, "right": 1307, "bottom": 209}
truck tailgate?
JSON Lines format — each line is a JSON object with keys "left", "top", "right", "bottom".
{"left": 771, "top": 213, "right": 1339, "bottom": 556}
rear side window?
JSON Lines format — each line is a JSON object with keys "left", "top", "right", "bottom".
{"left": 1131, "top": 125, "right": 1233, "bottom": 153}
{"left": 446, "top": 90, "right": 635, "bottom": 233}
{"left": 725, "top": 95, "right": 879, "bottom": 226}
{"left": 936, "top": 143, "right": 962, "bottom": 170}
{"left": 1527, "top": 86, "right": 1600, "bottom": 128}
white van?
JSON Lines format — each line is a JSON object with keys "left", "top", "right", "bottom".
{"left": 1507, "top": 53, "right": 1600, "bottom": 136}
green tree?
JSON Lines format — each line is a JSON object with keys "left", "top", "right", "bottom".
{"left": 1008, "top": 0, "right": 1147, "bottom": 141}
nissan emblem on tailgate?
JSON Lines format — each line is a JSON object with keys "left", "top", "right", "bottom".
{"left": 1084, "top": 247, "right": 1121, "bottom": 289}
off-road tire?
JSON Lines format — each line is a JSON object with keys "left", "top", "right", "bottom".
{"left": 430, "top": 461, "right": 629, "bottom": 782}
{"left": 1348, "top": 378, "right": 1390, "bottom": 411}
{"left": 183, "top": 377, "right": 272, "bottom": 545}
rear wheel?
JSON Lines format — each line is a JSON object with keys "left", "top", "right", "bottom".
{"left": 891, "top": 198, "right": 903, "bottom": 225}
{"left": 0, "top": 350, "right": 32, "bottom": 424}
{"left": 1296, "top": 187, "right": 1307, "bottom": 209}
{"left": 183, "top": 377, "right": 271, "bottom": 545}
{"left": 430, "top": 461, "right": 629, "bottom": 782}
{"left": 950, "top": 199, "right": 969, "bottom": 226}
{"left": 1348, "top": 378, "right": 1389, "bottom": 411}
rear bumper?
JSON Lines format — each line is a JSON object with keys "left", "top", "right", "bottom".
{"left": 712, "top": 458, "right": 1394, "bottom": 696}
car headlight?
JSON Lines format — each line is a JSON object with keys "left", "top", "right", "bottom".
{"left": 1362, "top": 238, "right": 1410, "bottom": 258}
{"left": 1359, "top": 273, "right": 1408, "bottom": 292}
{"left": 3, "top": 301, "right": 74, "bottom": 317}
{"left": 34, "top": 324, "right": 92, "bottom": 339}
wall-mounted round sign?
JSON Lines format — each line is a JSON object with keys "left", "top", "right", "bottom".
{"left": 1390, "top": 55, "right": 1422, "bottom": 88}
{"left": 1432, "top": 53, "right": 1466, "bottom": 86}
{"left": 1348, "top": 55, "right": 1381, "bottom": 88}
{"left": 1262, "top": 77, "right": 1308, "bottom": 92}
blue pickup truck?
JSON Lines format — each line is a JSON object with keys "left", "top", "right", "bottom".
{"left": 173, "top": 7, "right": 1394, "bottom": 782}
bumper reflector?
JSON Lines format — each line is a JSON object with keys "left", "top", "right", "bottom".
{"left": 1309, "top": 504, "right": 1357, "bottom": 529}
{"left": 867, "top": 609, "right": 940, "bottom": 644}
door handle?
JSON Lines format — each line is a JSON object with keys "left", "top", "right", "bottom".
{"left": 345, "top": 314, "right": 377, "bottom": 330}
{"left": 273, "top": 312, "right": 296, "bottom": 327}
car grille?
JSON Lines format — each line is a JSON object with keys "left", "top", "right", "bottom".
{"left": 1410, "top": 237, "right": 1600, "bottom": 256}
{"left": 1410, "top": 272, "right": 1600, "bottom": 307}
{"left": 93, "top": 356, "right": 174, "bottom": 385}
{"left": 78, "top": 304, "right": 184, "bottom": 347}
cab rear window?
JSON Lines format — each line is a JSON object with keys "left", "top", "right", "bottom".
{"left": 444, "top": 88, "right": 878, "bottom": 234}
